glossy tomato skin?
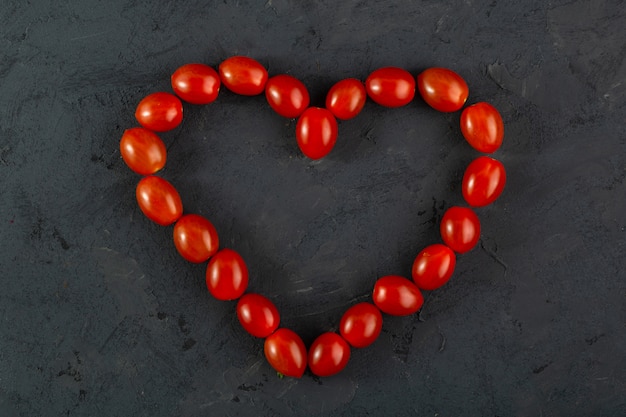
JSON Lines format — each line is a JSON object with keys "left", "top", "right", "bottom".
{"left": 173, "top": 214, "right": 219, "bottom": 263}
{"left": 135, "top": 92, "right": 183, "bottom": 132}
{"left": 171, "top": 63, "right": 220, "bottom": 105}
{"left": 296, "top": 107, "right": 338, "bottom": 159}
{"left": 411, "top": 244, "right": 456, "bottom": 291}
{"left": 326, "top": 78, "right": 367, "bottom": 120}
{"left": 205, "top": 248, "right": 248, "bottom": 300}
{"left": 308, "top": 332, "right": 351, "bottom": 377}
{"left": 460, "top": 102, "right": 504, "bottom": 153}
{"left": 120, "top": 127, "right": 167, "bottom": 175}
{"left": 339, "top": 302, "right": 383, "bottom": 348}
{"left": 218, "top": 56, "right": 268, "bottom": 96}
{"left": 236, "top": 293, "right": 280, "bottom": 338}
{"left": 136, "top": 176, "right": 183, "bottom": 226}
{"left": 265, "top": 74, "right": 310, "bottom": 118}
{"left": 440, "top": 206, "right": 481, "bottom": 253}
{"left": 365, "top": 67, "right": 416, "bottom": 108}
{"left": 372, "top": 275, "right": 424, "bottom": 316}
{"left": 264, "top": 328, "right": 307, "bottom": 378}
{"left": 462, "top": 156, "right": 506, "bottom": 207}
{"left": 417, "top": 68, "right": 469, "bottom": 112}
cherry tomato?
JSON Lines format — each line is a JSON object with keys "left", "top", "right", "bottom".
{"left": 264, "top": 328, "right": 307, "bottom": 378}
{"left": 205, "top": 248, "right": 248, "bottom": 300}
{"left": 135, "top": 92, "right": 183, "bottom": 132}
{"left": 462, "top": 156, "right": 506, "bottom": 207}
{"left": 173, "top": 214, "right": 219, "bottom": 263}
{"left": 218, "top": 56, "right": 268, "bottom": 96}
{"left": 460, "top": 102, "right": 504, "bottom": 153}
{"left": 295, "top": 107, "right": 338, "bottom": 159}
{"left": 417, "top": 68, "right": 469, "bottom": 112}
{"left": 325, "top": 78, "right": 367, "bottom": 120}
{"left": 135, "top": 176, "right": 183, "bottom": 226}
{"left": 308, "top": 332, "right": 351, "bottom": 377}
{"left": 440, "top": 206, "right": 481, "bottom": 253}
{"left": 411, "top": 244, "right": 456, "bottom": 291}
{"left": 339, "top": 302, "right": 383, "bottom": 348}
{"left": 171, "top": 63, "right": 220, "bottom": 105}
{"left": 120, "top": 127, "right": 166, "bottom": 175}
{"left": 372, "top": 275, "right": 424, "bottom": 316}
{"left": 365, "top": 67, "right": 416, "bottom": 108}
{"left": 236, "top": 293, "right": 280, "bottom": 338}
{"left": 265, "top": 74, "right": 310, "bottom": 118}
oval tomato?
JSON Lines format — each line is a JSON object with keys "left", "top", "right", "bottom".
{"left": 462, "top": 156, "right": 506, "bottom": 207}
{"left": 372, "top": 275, "right": 424, "bottom": 316}
{"left": 205, "top": 248, "right": 248, "bottom": 300}
{"left": 264, "top": 328, "right": 307, "bottom": 378}
{"left": 417, "top": 68, "right": 469, "bottom": 112}
{"left": 120, "top": 127, "right": 166, "bottom": 175}
{"left": 135, "top": 176, "right": 183, "bottom": 226}
{"left": 135, "top": 92, "right": 183, "bottom": 132}
{"left": 440, "top": 206, "right": 481, "bottom": 253}
{"left": 460, "top": 102, "right": 504, "bottom": 153}
{"left": 308, "top": 332, "right": 351, "bottom": 377}
{"left": 411, "top": 244, "right": 456, "bottom": 290}
{"left": 339, "top": 302, "right": 383, "bottom": 348}
{"left": 218, "top": 56, "right": 268, "bottom": 96}
{"left": 236, "top": 293, "right": 280, "bottom": 338}
{"left": 173, "top": 214, "right": 219, "bottom": 263}
{"left": 365, "top": 67, "right": 416, "bottom": 108}
{"left": 265, "top": 74, "right": 310, "bottom": 118}
{"left": 295, "top": 107, "right": 338, "bottom": 159}
{"left": 171, "top": 63, "right": 221, "bottom": 105}
{"left": 325, "top": 78, "right": 367, "bottom": 120}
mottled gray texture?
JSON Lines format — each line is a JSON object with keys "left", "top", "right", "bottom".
{"left": 0, "top": 0, "right": 625, "bottom": 416}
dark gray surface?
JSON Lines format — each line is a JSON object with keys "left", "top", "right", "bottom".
{"left": 1, "top": 1, "right": 625, "bottom": 416}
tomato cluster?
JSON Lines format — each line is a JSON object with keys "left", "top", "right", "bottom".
{"left": 119, "top": 56, "right": 507, "bottom": 379}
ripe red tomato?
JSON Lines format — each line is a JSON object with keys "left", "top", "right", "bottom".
{"left": 264, "top": 328, "right": 307, "bottom": 378}
{"left": 295, "top": 107, "right": 338, "bottom": 159}
{"left": 218, "top": 56, "right": 268, "bottom": 96}
{"left": 411, "top": 244, "right": 456, "bottom": 290}
{"left": 440, "top": 206, "right": 481, "bottom": 253}
{"left": 135, "top": 176, "right": 183, "bottom": 226}
{"left": 462, "top": 156, "right": 506, "bottom": 207}
{"left": 171, "top": 63, "right": 221, "bottom": 105}
{"left": 172, "top": 214, "right": 219, "bottom": 263}
{"left": 236, "top": 293, "right": 280, "bottom": 338}
{"left": 365, "top": 67, "right": 416, "bottom": 108}
{"left": 417, "top": 68, "right": 469, "bottom": 112}
{"left": 135, "top": 92, "right": 183, "bottom": 132}
{"left": 372, "top": 275, "right": 424, "bottom": 316}
{"left": 325, "top": 78, "right": 367, "bottom": 120}
{"left": 460, "top": 102, "right": 504, "bottom": 153}
{"left": 308, "top": 332, "right": 351, "bottom": 377}
{"left": 120, "top": 127, "right": 166, "bottom": 175}
{"left": 265, "top": 74, "right": 310, "bottom": 118}
{"left": 339, "top": 302, "right": 383, "bottom": 348}
{"left": 205, "top": 248, "right": 248, "bottom": 300}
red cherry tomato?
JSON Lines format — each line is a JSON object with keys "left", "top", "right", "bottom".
{"left": 460, "top": 102, "right": 504, "bottom": 153}
{"left": 411, "top": 244, "right": 456, "bottom": 291}
{"left": 308, "top": 332, "right": 351, "bottom": 377}
{"left": 135, "top": 92, "right": 183, "bottom": 132}
{"left": 339, "top": 302, "right": 383, "bottom": 348}
{"left": 325, "top": 78, "right": 367, "bottom": 120}
{"left": 264, "top": 328, "right": 307, "bottom": 378}
{"left": 265, "top": 74, "right": 310, "bottom": 118}
{"left": 205, "top": 248, "right": 248, "bottom": 300}
{"left": 171, "top": 63, "right": 220, "bottom": 105}
{"left": 417, "top": 68, "right": 469, "bottom": 112}
{"left": 236, "top": 293, "right": 280, "bottom": 338}
{"left": 365, "top": 67, "right": 416, "bottom": 108}
{"left": 440, "top": 206, "right": 481, "bottom": 253}
{"left": 372, "top": 275, "right": 424, "bottom": 316}
{"left": 295, "top": 107, "right": 338, "bottom": 159}
{"left": 462, "top": 156, "right": 506, "bottom": 207}
{"left": 120, "top": 127, "right": 166, "bottom": 175}
{"left": 218, "top": 56, "right": 268, "bottom": 96}
{"left": 135, "top": 176, "right": 183, "bottom": 226}
{"left": 172, "top": 214, "right": 219, "bottom": 263}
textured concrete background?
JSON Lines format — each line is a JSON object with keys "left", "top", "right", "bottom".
{"left": 1, "top": 0, "right": 625, "bottom": 416}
